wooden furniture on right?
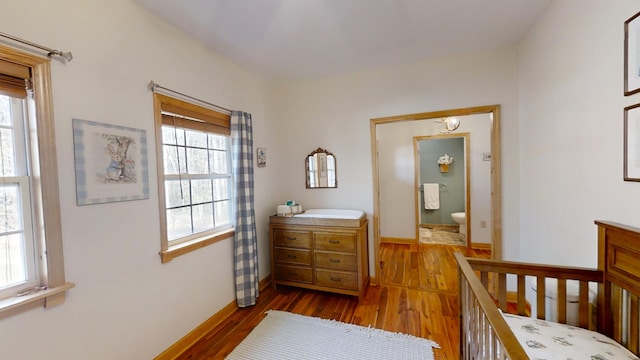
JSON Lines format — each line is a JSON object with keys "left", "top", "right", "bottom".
{"left": 455, "top": 220, "right": 640, "bottom": 359}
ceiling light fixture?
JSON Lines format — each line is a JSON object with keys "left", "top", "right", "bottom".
{"left": 440, "top": 117, "right": 460, "bottom": 133}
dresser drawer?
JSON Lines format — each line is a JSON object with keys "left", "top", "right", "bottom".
{"left": 275, "top": 248, "right": 311, "bottom": 266}
{"left": 275, "top": 264, "right": 312, "bottom": 283}
{"left": 314, "top": 251, "right": 357, "bottom": 271}
{"left": 315, "top": 269, "right": 357, "bottom": 290}
{"left": 273, "top": 230, "right": 311, "bottom": 249}
{"left": 314, "top": 232, "right": 356, "bottom": 252}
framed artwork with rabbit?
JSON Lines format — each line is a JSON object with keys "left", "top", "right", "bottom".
{"left": 73, "top": 118, "right": 149, "bottom": 205}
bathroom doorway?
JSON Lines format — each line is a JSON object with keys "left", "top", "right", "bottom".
{"left": 414, "top": 134, "right": 469, "bottom": 246}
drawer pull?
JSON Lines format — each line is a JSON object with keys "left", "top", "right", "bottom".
{"left": 328, "top": 240, "right": 340, "bottom": 244}
{"left": 288, "top": 272, "right": 298, "bottom": 276}
{"left": 330, "top": 277, "right": 342, "bottom": 282}
{"left": 329, "top": 258, "right": 341, "bottom": 263}
{"left": 286, "top": 236, "right": 297, "bottom": 240}
{"left": 287, "top": 254, "right": 297, "bottom": 259}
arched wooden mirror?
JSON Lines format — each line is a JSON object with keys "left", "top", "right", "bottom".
{"left": 306, "top": 147, "right": 337, "bottom": 188}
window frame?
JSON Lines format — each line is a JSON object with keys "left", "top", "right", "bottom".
{"left": 153, "top": 93, "right": 235, "bottom": 263}
{"left": 0, "top": 96, "right": 38, "bottom": 300}
{"left": 0, "top": 175, "right": 38, "bottom": 299}
{"left": 0, "top": 45, "right": 73, "bottom": 319}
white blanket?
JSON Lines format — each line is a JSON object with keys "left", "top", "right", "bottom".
{"left": 502, "top": 313, "right": 639, "bottom": 359}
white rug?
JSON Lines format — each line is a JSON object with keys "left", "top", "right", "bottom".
{"left": 226, "top": 310, "right": 439, "bottom": 360}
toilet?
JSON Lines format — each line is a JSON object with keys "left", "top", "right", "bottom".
{"left": 451, "top": 212, "right": 466, "bottom": 234}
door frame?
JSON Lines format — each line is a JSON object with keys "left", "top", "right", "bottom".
{"left": 414, "top": 133, "right": 470, "bottom": 247}
{"left": 369, "top": 105, "right": 501, "bottom": 286}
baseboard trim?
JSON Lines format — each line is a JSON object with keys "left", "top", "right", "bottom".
{"left": 470, "top": 242, "right": 491, "bottom": 250}
{"left": 154, "top": 276, "right": 271, "bottom": 360}
{"left": 381, "top": 236, "right": 415, "bottom": 244}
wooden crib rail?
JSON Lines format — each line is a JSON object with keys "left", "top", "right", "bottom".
{"left": 456, "top": 252, "right": 604, "bottom": 359}
{"left": 456, "top": 221, "right": 640, "bottom": 359}
{"left": 456, "top": 252, "right": 528, "bottom": 359}
{"left": 464, "top": 256, "right": 602, "bottom": 328}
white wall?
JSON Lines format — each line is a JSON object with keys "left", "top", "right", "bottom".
{"left": 518, "top": 0, "right": 640, "bottom": 267}
{"left": 467, "top": 114, "right": 493, "bottom": 244}
{"left": 378, "top": 119, "right": 441, "bottom": 239}
{"left": 0, "top": 0, "right": 280, "bottom": 359}
{"left": 274, "top": 46, "right": 522, "bottom": 272}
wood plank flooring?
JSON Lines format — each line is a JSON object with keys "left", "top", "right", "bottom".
{"left": 177, "top": 243, "right": 490, "bottom": 359}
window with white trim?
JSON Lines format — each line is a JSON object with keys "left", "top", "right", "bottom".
{"left": 0, "top": 46, "right": 71, "bottom": 314}
{"left": 153, "top": 93, "right": 234, "bottom": 263}
{"left": 0, "top": 94, "right": 37, "bottom": 299}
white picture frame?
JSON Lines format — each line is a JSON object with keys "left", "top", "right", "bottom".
{"left": 73, "top": 118, "right": 149, "bottom": 205}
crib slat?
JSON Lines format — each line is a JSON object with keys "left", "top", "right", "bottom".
{"left": 517, "top": 274, "right": 526, "bottom": 316}
{"left": 579, "top": 280, "right": 589, "bottom": 328}
{"left": 537, "top": 277, "right": 546, "bottom": 320}
{"left": 498, "top": 273, "right": 507, "bottom": 311}
{"left": 557, "top": 278, "right": 567, "bottom": 323}
{"left": 455, "top": 252, "right": 530, "bottom": 359}
{"left": 630, "top": 293, "right": 638, "bottom": 353}
{"left": 483, "top": 314, "right": 491, "bottom": 357}
{"left": 612, "top": 285, "right": 622, "bottom": 343}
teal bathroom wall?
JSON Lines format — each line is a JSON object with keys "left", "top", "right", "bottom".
{"left": 419, "top": 137, "right": 465, "bottom": 225}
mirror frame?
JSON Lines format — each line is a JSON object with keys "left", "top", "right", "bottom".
{"left": 305, "top": 147, "right": 337, "bottom": 188}
{"left": 369, "top": 105, "right": 501, "bottom": 285}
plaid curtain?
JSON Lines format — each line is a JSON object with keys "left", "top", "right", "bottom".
{"left": 231, "top": 111, "right": 259, "bottom": 307}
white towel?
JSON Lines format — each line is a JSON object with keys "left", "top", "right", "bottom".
{"left": 423, "top": 183, "right": 440, "bottom": 210}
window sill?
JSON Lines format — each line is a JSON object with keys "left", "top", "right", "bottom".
{"left": 160, "top": 228, "right": 235, "bottom": 263}
{"left": 0, "top": 282, "right": 75, "bottom": 319}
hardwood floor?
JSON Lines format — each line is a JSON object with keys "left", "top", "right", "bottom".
{"left": 177, "top": 243, "right": 490, "bottom": 359}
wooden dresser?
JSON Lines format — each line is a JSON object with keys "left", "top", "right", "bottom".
{"left": 269, "top": 214, "right": 369, "bottom": 301}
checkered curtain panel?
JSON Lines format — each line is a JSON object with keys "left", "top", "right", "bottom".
{"left": 231, "top": 111, "right": 259, "bottom": 307}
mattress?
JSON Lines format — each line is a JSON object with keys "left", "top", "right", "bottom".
{"left": 502, "top": 312, "right": 639, "bottom": 359}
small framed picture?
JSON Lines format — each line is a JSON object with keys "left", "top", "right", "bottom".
{"left": 624, "top": 103, "right": 640, "bottom": 181}
{"left": 257, "top": 147, "right": 266, "bottom": 168}
{"left": 73, "top": 119, "right": 149, "bottom": 204}
{"left": 624, "top": 11, "right": 640, "bottom": 95}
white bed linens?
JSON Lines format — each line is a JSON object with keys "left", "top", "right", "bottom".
{"left": 502, "top": 313, "right": 639, "bottom": 359}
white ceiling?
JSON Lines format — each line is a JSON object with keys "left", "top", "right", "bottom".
{"left": 134, "top": 0, "right": 551, "bottom": 82}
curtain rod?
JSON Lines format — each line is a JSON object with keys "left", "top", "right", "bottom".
{"left": 148, "top": 81, "right": 231, "bottom": 114}
{"left": 0, "top": 31, "right": 72, "bottom": 62}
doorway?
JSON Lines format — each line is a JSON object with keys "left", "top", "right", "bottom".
{"left": 369, "top": 105, "right": 501, "bottom": 286}
{"left": 415, "top": 133, "right": 469, "bottom": 246}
